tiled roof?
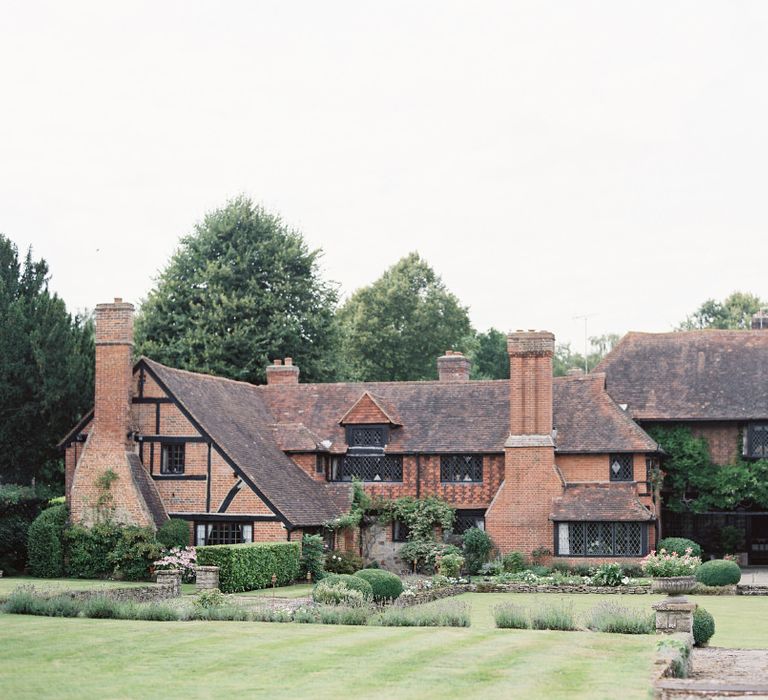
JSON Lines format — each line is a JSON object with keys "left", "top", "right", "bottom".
{"left": 553, "top": 373, "right": 660, "bottom": 453}
{"left": 260, "top": 375, "right": 659, "bottom": 454}
{"left": 595, "top": 330, "right": 768, "bottom": 421}
{"left": 142, "top": 359, "right": 348, "bottom": 528}
{"left": 127, "top": 452, "right": 168, "bottom": 528}
{"left": 550, "top": 483, "right": 655, "bottom": 522}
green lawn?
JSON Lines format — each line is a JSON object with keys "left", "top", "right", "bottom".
{"left": 461, "top": 592, "right": 768, "bottom": 647}
{"left": 0, "top": 613, "right": 655, "bottom": 700}
{"left": 2, "top": 583, "right": 766, "bottom": 699}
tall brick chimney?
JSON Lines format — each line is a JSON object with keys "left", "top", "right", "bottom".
{"left": 437, "top": 350, "right": 471, "bottom": 382}
{"left": 485, "top": 330, "right": 563, "bottom": 556}
{"left": 752, "top": 310, "right": 768, "bottom": 330}
{"left": 93, "top": 298, "right": 134, "bottom": 441}
{"left": 70, "top": 298, "right": 164, "bottom": 528}
{"left": 266, "top": 358, "right": 300, "bottom": 385}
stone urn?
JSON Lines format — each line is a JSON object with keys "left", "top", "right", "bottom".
{"left": 651, "top": 575, "right": 696, "bottom": 599}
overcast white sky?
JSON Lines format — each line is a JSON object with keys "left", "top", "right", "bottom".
{"left": 1, "top": 1, "right": 767, "bottom": 351}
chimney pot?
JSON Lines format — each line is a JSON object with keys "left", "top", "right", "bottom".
{"left": 266, "top": 358, "right": 299, "bottom": 385}
{"left": 114, "top": 297, "right": 122, "bottom": 303}
{"left": 273, "top": 359, "right": 282, "bottom": 365}
{"left": 437, "top": 351, "right": 471, "bottom": 382}
{"left": 285, "top": 357, "right": 293, "bottom": 366}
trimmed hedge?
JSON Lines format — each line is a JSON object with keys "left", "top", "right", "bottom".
{"left": 27, "top": 504, "right": 68, "bottom": 577}
{"left": 696, "top": 559, "right": 741, "bottom": 587}
{"left": 693, "top": 607, "right": 716, "bottom": 646}
{"left": 320, "top": 573, "right": 373, "bottom": 599}
{"left": 657, "top": 537, "right": 702, "bottom": 558}
{"left": 196, "top": 542, "right": 301, "bottom": 593}
{"left": 354, "top": 569, "right": 403, "bottom": 602}
{"left": 157, "top": 519, "right": 190, "bottom": 549}
{"left": 0, "top": 485, "right": 50, "bottom": 575}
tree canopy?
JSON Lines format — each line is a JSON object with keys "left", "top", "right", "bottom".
{"left": 677, "top": 291, "right": 765, "bottom": 330}
{"left": 467, "top": 328, "right": 509, "bottom": 380}
{"left": 0, "top": 235, "right": 93, "bottom": 486}
{"left": 135, "top": 197, "right": 340, "bottom": 384}
{"left": 337, "top": 253, "right": 472, "bottom": 381}
{"left": 553, "top": 333, "right": 620, "bottom": 376}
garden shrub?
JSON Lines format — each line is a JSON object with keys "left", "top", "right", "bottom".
{"left": 294, "top": 605, "right": 370, "bottom": 626}
{"left": 300, "top": 534, "right": 326, "bottom": 582}
{"left": 479, "top": 560, "right": 503, "bottom": 576}
{"left": 354, "top": 569, "right": 403, "bottom": 601}
{"left": 590, "top": 563, "right": 623, "bottom": 587}
{"left": 156, "top": 519, "right": 190, "bottom": 549}
{"left": 529, "top": 565, "right": 552, "bottom": 577}
{"left": 196, "top": 542, "right": 301, "bottom": 593}
{"left": 462, "top": 527, "right": 493, "bottom": 575}
{"left": 502, "top": 551, "right": 527, "bottom": 573}
{"left": 311, "top": 580, "right": 367, "bottom": 607}
{"left": 193, "top": 588, "right": 226, "bottom": 610}
{"left": 65, "top": 523, "right": 122, "bottom": 578}
{"left": 325, "top": 549, "right": 364, "bottom": 574}
{"left": 437, "top": 552, "right": 464, "bottom": 578}
{"left": 134, "top": 602, "right": 181, "bottom": 622}
{"left": 620, "top": 564, "right": 644, "bottom": 578}
{"left": 82, "top": 596, "right": 125, "bottom": 619}
{"left": 585, "top": 602, "right": 654, "bottom": 634}
{"left": 153, "top": 546, "right": 197, "bottom": 582}
{"left": 189, "top": 604, "right": 249, "bottom": 622}
{"left": 3, "top": 588, "right": 80, "bottom": 617}
{"left": 320, "top": 573, "right": 373, "bottom": 599}
{"left": 27, "top": 503, "right": 68, "bottom": 577}
{"left": 695, "top": 559, "right": 741, "bottom": 587}
{"left": 693, "top": 607, "right": 715, "bottom": 646}
{"left": 530, "top": 603, "right": 577, "bottom": 631}
{"left": 108, "top": 526, "right": 163, "bottom": 581}
{"left": 249, "top": 607, "right": 294, "bottom": 623}
{"left": 0, "top": 484, "right": 50, "bottom": 575}
{"left": 657, "top": 537, "right": 702, "bottom": 558}
{"left": 376, "top": 600, "right": 470, "bottom": 627}
{"left": 494, "top": 603, "right": 530, "bottom": 629}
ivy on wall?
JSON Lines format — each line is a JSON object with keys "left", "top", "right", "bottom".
{"left": 648, "top": 425, "right": 768, "bottom": 512}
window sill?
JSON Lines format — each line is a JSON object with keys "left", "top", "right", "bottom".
{"left": 152, "top": 474, "right": 206, "bottom": 481}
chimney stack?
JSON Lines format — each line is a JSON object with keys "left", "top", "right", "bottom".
{"left": 437, "top": 350, "right": 471, "bottom": 382}
{"left": 93, "top": 298, "right": 135, "bottom": 442}
{"left": 70, "top": 298, "right": 164, "bottom": 529}
{"left": 507, "top": 330, "right": 555, "bottom": 437}
{"left": 266, "top": 358, "right": 300, "bottom": 385}
{"left": 485, "top": 329, "right": 561, "bottom": 557}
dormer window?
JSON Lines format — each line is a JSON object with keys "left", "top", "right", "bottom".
{"left": 346, "top": 425, "right": 388, "bottom": 451}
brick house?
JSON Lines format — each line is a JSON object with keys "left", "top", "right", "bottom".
{"left": 62, "top": 299, "right": 662, "bottom": 568}
{"left": 596, "top": 322, "right": 768, "bottom": 564}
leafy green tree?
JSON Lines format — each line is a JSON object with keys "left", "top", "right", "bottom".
{"left": 0, "top": 235, "right": 94, "bottom": 486}
{"left": 678, "top": 291, "right": 765, "bottom": 330}
{"left": 135, "top": 197, "right": 340, "bottom": 384}
{"left": 553, "top": 334, "right": 619, "bottom": 376}
{"left": 468, "top": 328, "right": 509, "bottom": 380}
{"left": 338, "top": 253, "right": 472, "bottom": 381}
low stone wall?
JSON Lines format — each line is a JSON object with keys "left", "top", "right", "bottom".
{"left": 653, "top": 633, "right": 694, "bottom": 688}
{"left": 394, "top": 584, "right": 471, "bottom": 607}
{"left": 475, "top": 581, "right": 651, "bottom": 595}
{"left": 50, "top": 583, "right": 177, "bottom": 603}
{"left": 736, "top": 584, "right": 768, "bottom": 596}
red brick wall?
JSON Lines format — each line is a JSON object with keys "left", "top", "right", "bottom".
{"left": 486, "top": 445, "right": 563, "bottom": 555}
{"left": 688, "top": 422, "right": 741, "bottom": 466}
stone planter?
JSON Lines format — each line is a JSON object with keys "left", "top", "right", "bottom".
{"left": 651, "top": 575, "right": 697, "bottom": 598}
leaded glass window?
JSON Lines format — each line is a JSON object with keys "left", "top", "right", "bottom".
{"left": 335, "top": 454, "right": 403, "bottom": 482}
{"left": 555, "top": 521, "right": 645, "bottom": 557}
{"left": 440, "top": 455, "right": 483, "bottom": 483}
{"left": 453, "top": 509, "right": 485, "bottom": 534}
{"left": 748, "top": 423, "right": 768, "bottom": 459}
{"left": 161, "top": 443, "right": 185, "bottom": 474}
{"left": 346, "top": 425, "right": 388, "bottom": 450}
{"left": 609, "top": 453, "right": 633, "bottom": 482}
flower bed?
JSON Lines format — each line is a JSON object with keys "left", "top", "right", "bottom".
{"left": 395, "top": 584, "right": 470, "bottom": 607}
{"left": 475, "top": 581, "right": 651, "bottom": 595}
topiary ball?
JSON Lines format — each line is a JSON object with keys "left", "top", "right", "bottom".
{"left": 320, "top": 573, "right": 373, "bottom": 599}
{"left": 693, "top": 607, "right": 715, "bottom": 646}
{"left": 354, "top": 569, "right": 403, "bottom": 601}
{"left": 657, "top": 537, "right": 702, "bottom": 558}
{"left": 695, "top": 559, "right": 741, "bottom": 587}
